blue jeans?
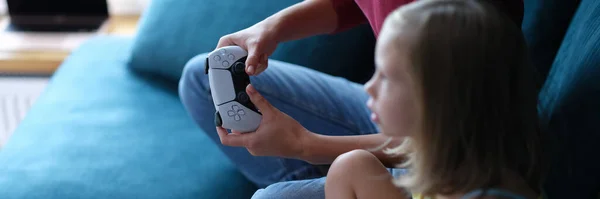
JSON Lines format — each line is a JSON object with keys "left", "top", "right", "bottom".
{"left": 178, "top": 53, "right": 380, "bottom": 198}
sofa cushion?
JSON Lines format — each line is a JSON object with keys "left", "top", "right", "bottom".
{"left": 537, "top": 0, "right": 600, "bottom": 198}
{"left": 127, "top": 0, "right": 376, "bottom": 84}
{"left": 0, "top": 36, "right": 257, "bottom": 199}
{"left": 521, "top": 0, "right": 581, "bottom": 80}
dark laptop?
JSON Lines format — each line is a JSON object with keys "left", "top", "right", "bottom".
{"left": 6, "top": 0, "right": 109, "bottom": 32}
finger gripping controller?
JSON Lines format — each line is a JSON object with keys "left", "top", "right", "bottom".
{"left": 206, "top": 46, "right": 262, "bottom": 132}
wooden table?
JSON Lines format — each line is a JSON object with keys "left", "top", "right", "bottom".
{"left": 0, "top": 15, "right": 140, "bottom": 75}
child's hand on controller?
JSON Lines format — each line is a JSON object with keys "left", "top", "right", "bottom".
{"left": 216, "top": 23, "right": 279, "bottom": 76}
{"left": 215, "top": 84, "right": 312, "bottom": 159}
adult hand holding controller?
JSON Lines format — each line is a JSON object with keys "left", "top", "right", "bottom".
{"left": 216, "top": 23, "right": 278, "bottom": 76}
{"left": 214, "top": 0, "right": 339, "bottom": 76}
{"left": 207, "top": 45, "right": 311, "bottom": 158}
{"left": 215, "top": 84, "right": 313, "bottom": 159}
{"left": 208, "top": 0, "right": 355, "bottom": 161}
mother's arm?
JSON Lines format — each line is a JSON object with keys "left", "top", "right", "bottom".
{"left": 299, "top": 133, "right": 406, "bottom": 168}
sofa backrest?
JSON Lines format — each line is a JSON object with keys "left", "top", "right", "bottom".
{"left": 524, "top": 0, "right": 600, "bottom": 198}
{"left": 127, "top": 0, "right": 377, "bottom": 84}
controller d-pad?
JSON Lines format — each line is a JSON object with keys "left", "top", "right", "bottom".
{"left": 227, "top": 105, "right": 246, "bottom": 121}
{"left": 228, "top": 54, "right": 235, "bottom": 60}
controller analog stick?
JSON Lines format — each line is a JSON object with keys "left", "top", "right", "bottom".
{"left": 215, "top": 111, "right": 223, "bottom": 127}
{"left": 233, "top": 62, "right": 246, "bottom": 75}
{"left": 237, "top": 92, "right": 249, "bottom": 103}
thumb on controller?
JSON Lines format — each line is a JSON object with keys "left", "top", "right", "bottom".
{"left": 245, "top": 45, "right": 268, "bottom": 75}
{"left": 246, "top": 84, "right": 273, "bottom": 114}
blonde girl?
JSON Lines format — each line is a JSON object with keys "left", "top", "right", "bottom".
{"left": 325, "top": 0, "right": 544, "bottom": 199}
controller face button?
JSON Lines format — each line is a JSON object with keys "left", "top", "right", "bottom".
{"left": 228, "top": 54, "right": 235, "bottom": 60}
{"left": 213, "top": 55, "right": 221, "bottom": 61}
{"left": 220, "top": 49, "right": 227, "bottom": 54}
{"left": 233, "top": 62, "right": 246, "bottom": 75}
{"left": 222, "top": 61, "right": 230, "bottom": 67}
{"left": 237, "top": 92, "right": 249, "bottom": 104}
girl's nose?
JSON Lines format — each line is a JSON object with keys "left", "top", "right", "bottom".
{"left": 364, "top": 78, "right": 376, "bottom": 97}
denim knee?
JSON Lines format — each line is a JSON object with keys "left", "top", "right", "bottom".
{"left": 251, "top": 177, "right": 326, "bottom": 199}
{"left": 178, "top": 53, "right": 210, "bottom": 104}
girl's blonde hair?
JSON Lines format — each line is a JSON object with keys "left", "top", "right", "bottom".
{"left": 381, "top": 0, "right": 544, "bottom": 196}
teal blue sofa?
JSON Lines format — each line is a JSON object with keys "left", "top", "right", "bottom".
{"left": 0, "top": 1, "right": 376, "bottom": 198}
{"left": 0, "top": 0, "right": 598, "bottom": 198}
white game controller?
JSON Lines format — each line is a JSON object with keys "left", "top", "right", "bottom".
{"left": 205, "top": 46, "right": 262, "bottom": 132}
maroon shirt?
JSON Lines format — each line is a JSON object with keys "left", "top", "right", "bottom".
{"left": 331, "top": 0, "right": 524, "bottom": 37}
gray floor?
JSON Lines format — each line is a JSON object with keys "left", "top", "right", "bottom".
{"left": 0, "top": 77, "right": 48, "bottom": 147}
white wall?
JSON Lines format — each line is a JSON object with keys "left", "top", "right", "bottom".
{"left": 0, "top": 0, "right": 150, "bottom": 16}
{"left": 0, "top": 1, "right": 6, "bottom": 15}
{"left": 108, "top": 0, "right": 150, "bottom": 15}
